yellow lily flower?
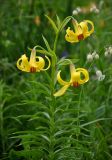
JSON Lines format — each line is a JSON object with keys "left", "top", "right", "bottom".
{"left": 17, "top": 47, "right": 51, "bottom": 73}
{"left": 65, "top": 20, "right": 94, "bottom": 43}
{"left": 54, "top": 64, "right": 89, "bottom": 97}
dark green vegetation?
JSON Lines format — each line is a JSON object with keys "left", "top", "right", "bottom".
{"left": 0, "top": 0, "right": 112, "bottom": 159}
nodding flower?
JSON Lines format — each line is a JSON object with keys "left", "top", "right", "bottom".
{"left": 65, "top": 19, "right": 94, "bottom": 43}
{"left": 54, "top": 64, "right": 89, "bottom": 97}
{"left": 17, "top": 47, "right": 51, "bottom": 73}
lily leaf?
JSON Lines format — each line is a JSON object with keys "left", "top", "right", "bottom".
{"left": 28, "top": 46, "right": 52, "bottom": 56}
{"left": 56, "top": 15, "right": 61, "bottom": 28}
{"left": 45, "top": 15, "right": 58, "bottom": 34}
{"left": 42, "top": 35, "right": 52, "bottom": 53}
{"left": 59, "top": 16, "right": 72, "bottom": 32}
{"left": 58, "top": 58, "right": 79, "bottom": 66}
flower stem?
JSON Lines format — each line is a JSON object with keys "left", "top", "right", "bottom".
{"left": 51, "top": 33, "right": 59, "bottom": 95}
{"left": 49, "top": 33, "right": 59, "bottom": 159}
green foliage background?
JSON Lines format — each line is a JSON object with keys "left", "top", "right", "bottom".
{"left": 0, "top": 0, "right": 112, "bottom": 160}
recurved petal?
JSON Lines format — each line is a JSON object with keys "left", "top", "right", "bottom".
{"left": 57, "top": 71, "right": 70, "bottom": 85}
{"left": 85, "top": 20, "right": 94, "bottom": 34}
{"left": 54, "top": 84, "right": 70, "bottom": 97}
{"left": 79, "top": 21, "right": 89, "bottom": 38}
{"left": 81, "top": 20, "right": 94, "bottom": 37}
{"left": 65, "top": 27, "right": 78, "bottom": 43}
{"left": 36, "top": 56, "right": 45, "bottom": 71}
{"left": 70, "top": 64, "right": 80, "bottom": 82}
{"left": 72, "top": 20, "right": 83, "bottom": 35}
{"left": 76, "top": 68, "right": 89, "bottom": 84}
{"left": 42, "top": 56, "right": 51, "bottom": 71}
{"left": 16, "top": 54, "right": 30, "bottom": 72}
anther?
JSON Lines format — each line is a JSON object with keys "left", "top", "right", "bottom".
{"left": 73, "top": 82, "right": 79, "bottom": 87}
{"left": 30, "top": 67, "right": 36, "bottom": 73}
{"left": 78, "top": 34, "right": 84, "bottom": 40}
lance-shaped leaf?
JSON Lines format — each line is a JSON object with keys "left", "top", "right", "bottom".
{"left": 59, "top": 16, "right": 72, "bottom": 32}
{"left": 58, "top": 58, "right": 79, "bottom": 66}
{"left": 42, "top": 35, "right": 53, "bottom": 53}
{"left": 42, "top": 35, "right": 56, "bottom": 60}
{"left": 56, "top": 15, "right": 61, "bottom": 28}
{"left": 28, "top": 46, "right": 52, "bottom": 56}
{"left": 45, "top": 15, "right": 58, "bottom": 34}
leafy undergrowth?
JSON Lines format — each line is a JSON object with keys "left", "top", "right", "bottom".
{"left": 0, "top": 0, "right": 112, "bottom": 160}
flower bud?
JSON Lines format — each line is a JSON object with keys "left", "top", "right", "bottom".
{"left": 96, "top": 70, "right": 105, "bottom": 81}
{"left": 76, "top": 7, "right": 81, "bottom": 12}
{"left": 108, "top": 47, "right": 112, "bottom": 55}
{"left": 92, "top": 51, "right": 97, "bottom": 57}
{"left": 96, "top": 70, "right": 102, "bottom": 77}
{"left": 87, "top": 54, "right": 93, "bottom": 62}
{"left": 72, "top": 10, "right": 78, "bottom": 15}
{"left": 97, "top": 75, "right": 105, "bottom": 81}
{"left": 104, "top": 51, "right": 109, "bottom": 57}
{"left": 94, "top": 54, "right": 99, "bottom": 59}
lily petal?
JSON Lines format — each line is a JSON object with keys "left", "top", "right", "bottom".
{"left": 36, "top": 56, "right": 45, "bottom": 71}
{"left": 17, "top": 54, "right": 30, "bottom": 72}
{"left": 72, "top": 20, "right": 83, "bottom": 35}
{"left": 42, "top": 56, "right": 51, "bottom": 71}
{"left": 80, "top": 20, "right": 94, "bottom": 38}
{"left": 57, "top": 71, "right": 70, "bottom": 85}
{"left": 54, "top": 84, "right": 70, "bottom": 97}
{"left": 76, "top": 68, "right": 89, "bottom": 84}
{"left": 70, "top": 64, "right": 80, "bottom": 82}
{"left": 65, "top": 27, "right": 78, "bottom": 43}
{"left": 79, "top": 21, "right": 89, "bottom": 38}
{"left": 85, "top": 20, "right": 94, "bottom": 34}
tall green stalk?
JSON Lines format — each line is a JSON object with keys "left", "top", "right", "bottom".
{"left": 49, "top": 32, "right": 59, "bottom": 160}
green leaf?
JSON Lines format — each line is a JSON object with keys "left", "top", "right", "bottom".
{"left": 81, "top": 118, "right": 112, "bottom": 127}
{"left": 41, "top": 134, "right": 50, "bottom": 143}
{"left": 29, "top": 81, "right": 50, "bottom": 94}
{"left": 42, "top": 35, "right": 53, "bottom": 53}
{"left": 45, "top": 15, "right": 58, "bottom": 34}
{"left": 58, "top": 58, "right": 79, "bottom": 66}
{"left": 56, "top": 15, "right": 61, "bottom": 28}
{"left": 28, "top": 45, "right": 52, "bottom": 56}
{"left": 59, "top": 16, "right": 72, "bottom": 32}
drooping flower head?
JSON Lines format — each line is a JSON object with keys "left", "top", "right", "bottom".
{"left": 17, "top": 47, "right": 51, "bottom": 73}
{"left": 54, "top": 64, "right": 89, "bottom": 97}
{"left": 95, "top": 70, "right": 105, "bottom": 81}
{"left": 65, "top": 19, "right": 94, "bottom": 43}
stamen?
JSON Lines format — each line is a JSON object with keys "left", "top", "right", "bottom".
{"left": 73, "top": 82, "right": 79, "bottom": 87}
{"left": 78, "top": 34, "right": 84, "bottom": 40}
{"left": 30, "top": 67, "right": 36, "bottom": 73}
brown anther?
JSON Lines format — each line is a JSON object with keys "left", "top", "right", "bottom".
{"left": 78, "top": 34, "right": 84, "bottom": 40}
{"left": 73, "top": 82, "right": 79, "bottom": 87}
{"left": 30, "top": 67, "right": 36, "bottom": 73}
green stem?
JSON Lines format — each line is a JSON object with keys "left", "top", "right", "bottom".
{"left": 49, "top": 33, "right": 59, "bottom": 160}
{"left": 51, "top": 33, "right": 59, "bottom": 95}
{"left": 53, "top": 33, "right": 59, "bottom": 54}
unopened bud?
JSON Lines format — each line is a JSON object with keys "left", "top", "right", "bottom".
{"left": 94, "top": 54, "right": 99, "bottom": 59}
{"left": 96, "top": 70, "right": 105, "bottom": 81}
{"left": 104, "top": 51, "right": 109, "bottom": 57}
{"left": 96, "top": 70, "right": 102, "bottom": 77}
{"left": 92, "top": 51, "right": 97, "bottom": 57}
{"left": 108, "top": 47, "right": 112, "bottom": 55}
{"left": 98, "top": 74, "right": 105, "bottom": 81}
{"left": 76, "top": 7, "right": 81, "bottom": 12}
{"left": 72, "top": 10, "right": 78, "bottom": 15}
{"left": 87, "top": 54, "right": 93, "bottom": 62}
